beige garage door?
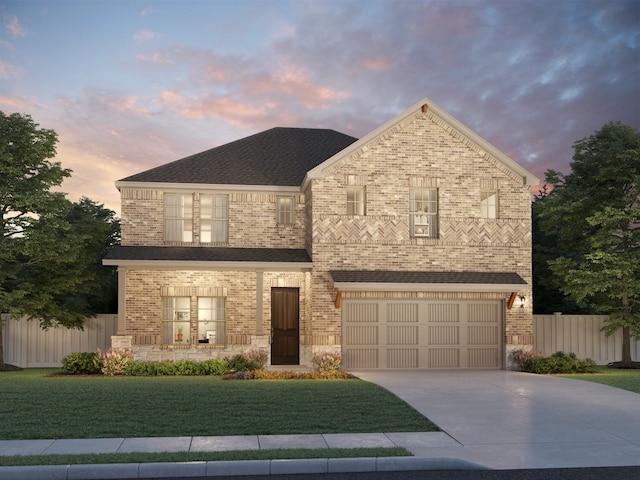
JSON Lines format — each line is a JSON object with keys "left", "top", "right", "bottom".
{"left": 342, "top": 299, "right": 503, "bottom": 369}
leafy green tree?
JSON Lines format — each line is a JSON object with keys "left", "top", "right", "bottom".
{"left": 538, "top": 122, "right": 640, "bottom": 366}
{"left": 0, "top": 111, "right": 119, "bottom": 368}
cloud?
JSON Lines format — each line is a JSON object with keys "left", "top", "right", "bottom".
{"left": 4, "top": 14, "right": 26, "bottom": 37}
{"left": 134, "top": 29, "right": 159, "bottom": 42}
{"left": 0, "top": 61, "right": 23, "bottom": 79}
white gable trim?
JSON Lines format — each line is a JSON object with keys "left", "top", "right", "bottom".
{"left": 303, "top": 97, "right": 539, "bottom": 188}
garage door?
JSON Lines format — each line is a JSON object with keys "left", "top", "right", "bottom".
{"left": 342, "top": 299, "right": 502, "bottom": 369}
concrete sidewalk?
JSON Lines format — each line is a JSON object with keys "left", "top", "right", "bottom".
{"left": 0, "top": 370, "right": 639, "bottom": 478}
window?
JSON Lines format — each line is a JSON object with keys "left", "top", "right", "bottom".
{"left": 197, "top": 297, "right": 226, "bottom": 344}
{"left": 162, "top": 297, "right": 190, "bottom": 344}
{"left": 277, "top": 196, "right": 295, "bottom": 225}
{"left": 165, "top": 194, "right": 193, "bottom": 242}
{"left": 481, "top": 190, "right": 498, "bottom": 219}
{"left": 410, "top": 188, "right": 438, "bottom": 237}
{"left": 347, "top": 186, "right": 366, "bottom": 215}
{"left": 200, "top": 195, "right": 228, "bottom": 243}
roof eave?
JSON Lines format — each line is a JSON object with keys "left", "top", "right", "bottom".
{"left": 333, "top": 281, "right": 526, "bottom": 293}
{"left": 115, "top": 181, "right": 301, "bottom": 193}
{"left": 103, "top": 259, "right": 313, "bottom": 271}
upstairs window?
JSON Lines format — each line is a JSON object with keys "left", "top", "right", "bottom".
{"left": 200, "top": 195, "right": 228, "bottom": 243}
{"left": 410, "top": 188, "right": 438, "bottom": 238}
{"left": 346, "top": 186, "right": 366, "bottom": 215}
{"left": 197, "top": 297, "right": 226, "bottom": 345}
{"left": 277, "top": 196, "right": 295, "bottom": 225}
{"left": 165, "top": 194, "right": 193, "bottom": 242}
{"left": 481, "top": 190, "right": 498, "bottom": 219}
{"left": 162, "top": 297, "right": 190, "bottom": 344}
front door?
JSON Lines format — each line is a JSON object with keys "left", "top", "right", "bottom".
{"left": 271, "top": 287, "right": 299, "bottom": 365}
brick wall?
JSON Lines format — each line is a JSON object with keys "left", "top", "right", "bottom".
{"left": 308, "top": 110, "right": 533, "bottom": 350}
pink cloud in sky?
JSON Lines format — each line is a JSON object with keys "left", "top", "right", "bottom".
{"left": 0, "top": 61, "right": 23, "bottom": 79}
{"left": 4, "top": 14, "right": 26, "bottom": 37}
{"left": 134, "top": 29, "right": 159, "bottom": 42}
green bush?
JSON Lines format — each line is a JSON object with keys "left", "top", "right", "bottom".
{"left": 61, "top": 352, "right": 102, "bottom": 374}
{"left": 227, "top": 353, "right": 262, "bottom": 372}
{"left": 511, "top": 350, "right": 597, "bottom": 374}
{"left": 123, "top": 358, "right": 230, "bottom": 376}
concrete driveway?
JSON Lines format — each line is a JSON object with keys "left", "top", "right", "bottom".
{"left": 353, "top": 370, "right": 640, "bottom": 470}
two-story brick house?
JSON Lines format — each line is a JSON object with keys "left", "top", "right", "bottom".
{"left": 104, "top": 98, "right": 538, "bottom": 369}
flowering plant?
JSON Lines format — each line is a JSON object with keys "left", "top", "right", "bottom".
{"left": 244, "top": 349, "right": 269, "bottom": 369}
{"left": 311, "top": 351, "right": 343, "bottom": 373}
{"left": 95, "top": 348, "right": 133, "bottom": 376}
{"left": 510, "top": 349, "right": 544, "bottom": 372}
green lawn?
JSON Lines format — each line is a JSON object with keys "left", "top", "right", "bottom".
{"left": 0, "top": 369, "right": 438, "bottom": 440}
{"left": 558, "top": 366, "right": 640, "bottom": 394}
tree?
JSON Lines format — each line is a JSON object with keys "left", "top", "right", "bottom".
{"left": 0, "top": 111, "right": 119, "bottom": 368}
{"left": 538, "top": 122, "right": 640, "bottom": 367}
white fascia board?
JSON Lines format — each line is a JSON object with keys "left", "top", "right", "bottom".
{"left": 115, "top": 181, "right": 301, "bottom": 194}
{"left": 303, "top": 97, "right": 539, "bottom": 188}
{"left": 102, "top": 259, "right": 313, "bottom": 271}
{"left": 333, "top": 281, "right": 524, "bottom": 293}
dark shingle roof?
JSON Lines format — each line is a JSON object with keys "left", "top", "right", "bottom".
{"left": 105, "top": 246, "right": 311, "bottom": 263}
{"left": 119, "top": 127, "right": 358, "bottom": 186}
{"left": 330, "top": 270, "right": 527, "bottom": 285}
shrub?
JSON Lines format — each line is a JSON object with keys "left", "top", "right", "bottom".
{"left": 511, "top": 349, "right": 597, "bottom": 374}
{"left": 311, "top": 351, "right": 343, "bottom": 372}
{"left": 61, "top": 352, "right": 102, "bottom": 374}
{"left": 252, "top": 369, "right": 355, "bottom": 380}
{"left": 96, "top": 348, "right": 133, "bottom": 376}
{"left": 244, "top": 349, "right": 269, "bottom": 369}
{"left": 124, "top": 358, "right": 230, "bottom": 376}
{"left": 227, "top": 352, "right": 265, "bottom": 372}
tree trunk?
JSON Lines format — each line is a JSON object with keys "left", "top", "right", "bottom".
{"left": 0, "top": 317, "right": 5, "bottom": 369}
{"left": 621, "top": 325, "right": 632, "bottom": 365}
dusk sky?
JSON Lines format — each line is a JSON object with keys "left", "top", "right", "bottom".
{"left": 2, "top": 0, "right": 638, "bottom": 216}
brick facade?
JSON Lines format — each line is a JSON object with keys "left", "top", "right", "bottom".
{"left": 108, "top": 100, "right": 536, "bottom": 367}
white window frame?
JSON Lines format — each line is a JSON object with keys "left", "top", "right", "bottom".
{"left": 164, "top": 194, "right": 193, "bottom": 242}
{"left": 276, "top": 196, "right": 295, "bottom": 225}
{"left": 481, "top": 190, "right": 498, "bottom": 219}
{"left": 197, "top": 297, "right": 226, "bottom": 345}
{"left": 410, "top": 188, "right": 438, "bottom": 238}
{"left": 200, "top": 194, "right": 228, "bottom": 243}
{"left": 346, "top": 186, "right": 366, "bottom": 216}
{"left": 162, "top": 297, "right": 190, "bottom": 344}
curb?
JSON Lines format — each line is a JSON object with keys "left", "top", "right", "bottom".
{"left": 0, "top": 457, "right": 490, "bottom": 479}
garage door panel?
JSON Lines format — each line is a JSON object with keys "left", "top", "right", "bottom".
{"left": 388, "top": 303, "right": 419, "bottom": 322}
{"left": 469, "top": 303, "right": 500, "bottom": 322}
{"left": 429, "top": 348, "right": 460, "bottom": 368}
{"left": 346, "top": 349, "right": 378, "bottom": 368}
{"left": 387, "top": 326, "right": 419, "bottom": 345}
{"left": 468, "top": 348, "right": 500, "bottom": 368}
{"left": 344, "top": 303, "right": 378, "bottom": 322}
{"left": 345, "top": 326, "right": 378, "bottom": 345}
{"left": 428, "top": 303, "right": 460, "bottom": 322}
{"left": 468, "top": 326, "right": 500, "bottom": 345}
{"left": 387, "top": 348, "right": 418, "bottom": 368}
{"left": 429, "top": 326, "right": 460, "bottom": 345}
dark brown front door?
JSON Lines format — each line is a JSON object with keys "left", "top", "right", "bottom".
{"left": 271, "top": 287, "right": 299, "bottom": 365}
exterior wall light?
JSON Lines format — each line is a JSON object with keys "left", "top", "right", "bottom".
{"left": 519, "top": 295, "right": 526, "bottom": 309}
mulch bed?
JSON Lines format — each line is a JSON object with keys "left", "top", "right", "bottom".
{"left": 0, "top": 364, "right": 23, "bottom": 372}
{"left": 608, "top": 361, "right": 640, "bottom": 369}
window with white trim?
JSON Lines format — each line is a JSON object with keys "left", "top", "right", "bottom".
{"left": 276, "top": 196, "right": 295, "bottom": 225}
{"left": 165, "top": 194, "right": 193, "bottom": 242}
{"left": 162, "top": 297, "right": 190, "bottom": 344}
{"left": 200, "top": 194, "right": 228, "bottom": 243}
{"left": 410, "top": 188, "right": 438, "bottom": 238}
{"left": 346, "top": 186, "right": 366, "bottom": 215}
{"left": 197, "top": 297, "right": 226, "bottom": 344}
{"left": 481, "top": 190, "right": 498, "bottom": 219}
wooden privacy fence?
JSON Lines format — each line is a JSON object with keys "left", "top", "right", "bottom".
{"left": 533, "top": 314, "right": 640, "bottom": 364}
{"left": 1, "top": 314, "right": 117, "bottom": 368}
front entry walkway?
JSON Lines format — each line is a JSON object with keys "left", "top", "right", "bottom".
{"left": 353, "top": 370, "right": 640, "bottom": 469}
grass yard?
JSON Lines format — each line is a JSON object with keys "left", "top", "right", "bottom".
{"left": 558, "top": 366, "right": 640, "bottom": 394}
{"left": 0, "top": 369, "right": 438, "bottom": 440}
